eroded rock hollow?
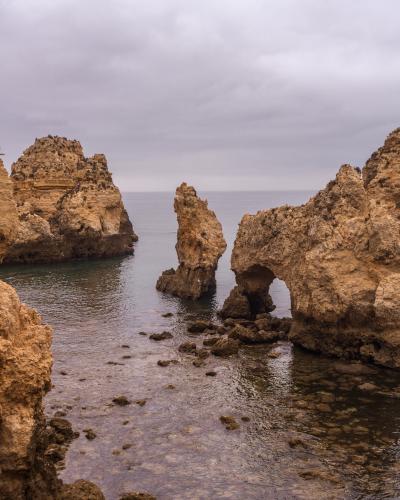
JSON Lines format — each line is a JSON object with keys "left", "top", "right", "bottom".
{"left": 3, "top": 135, "right": 137, "bottom": 264}
{"left": 156, "top": 183, "right": 227, "bottom": 300}
{"left": 225, "top": 127, "right": 400, "bottom": 368}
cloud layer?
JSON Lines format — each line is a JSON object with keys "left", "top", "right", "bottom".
{"left": 1, "top": 0, "right": 400, "bottom": 191}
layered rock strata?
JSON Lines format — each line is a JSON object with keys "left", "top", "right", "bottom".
{"left": 0, "top": 159, "right": 104, "bottom": 498}
{"left": 156, "top": 183, "right": 227, "bottom": 300}
{"left": 3, "top": 135, "right": 137, "bottom": 264}
{"left": 225, "top": 127, "right": 400, "bottom": 368}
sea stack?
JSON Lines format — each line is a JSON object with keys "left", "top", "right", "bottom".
{"left": 224, "top": 127, "right": 400, "bottom": 369}
{"left": 2, "top": 135, "right": 137, "bottom": 264}
{"left": 156, "top": 182, "right": 227, "bottom": 300}
{"left": 0, "top": 154, "right": 105, "bottom": 498}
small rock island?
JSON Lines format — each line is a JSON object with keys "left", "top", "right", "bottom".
{"left": 2, "top": 135, "right": 137, "bottom": 264}
{"left": 156, "top": 182, "right": 227, "bottom": 300}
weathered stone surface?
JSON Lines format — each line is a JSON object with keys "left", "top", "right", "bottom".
{"left": 188, "top": 320, "right": 214, "bottom": 333}
{"left": 0, "top": 157, "right": 18, "bottom": 258}
{"left": 178, "top": 342, "right": 196, "bottom": 352}
{"left": 59, "top": 479, "right": 106, "bottom": 499}
{"left": 149, "top": 331, "right": 173, "bottom": 341}
{"left": 219, "top": 285, "right": 275, "bottom": 319}
{"left": 3, "top": 135, "right": 137, "bottom": 264}
{"left": 156, "top": 182, "right": 226, "bottom": 300}
{"left": 210, "top": 338, "right": 240, "bottom": 357}
{"left": 228, "top": 324, "right": 279, "bottom": 344}
{"left": 227, "top": 127, "right": 400, "bottom": 368}
{"left": 119, "top": 493, "right": 157, "bottom": 500}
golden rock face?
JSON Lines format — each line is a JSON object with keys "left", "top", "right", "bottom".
{"left": 0, "top": 158, "right": 18, "bottom": 261}
{"left": 156, "top": 182, "right": 227, "bottom": 300}
{"left": 229, "top": 127, "right": 400, "bottom": 368}
{"left": 3, "top": 135, "right": 137, "bottom": 264}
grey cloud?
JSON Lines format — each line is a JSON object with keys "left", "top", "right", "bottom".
{"left": 1, "top": 0, "right": 400, "bottom": 191}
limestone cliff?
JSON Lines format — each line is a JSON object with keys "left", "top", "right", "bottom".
{"left": 156, "top": 183, "right": 227, "bottom": 300}
{"left": 0, "top": 157, "right": 18, "bottom": 257}
{"left": 0, "top": 154, "right": 104, "bottom": 498}
{"left": 3, "top": 135, "right": 137, "bottom": 264}
{"left": 226, "top": 127, "right": 400, "bottom": 369}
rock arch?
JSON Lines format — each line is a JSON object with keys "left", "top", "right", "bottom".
{"left": 222, "top": 127, "right": 400, "bottom": 369}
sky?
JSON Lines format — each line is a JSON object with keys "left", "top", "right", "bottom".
{"left": 1, "top": 0, "right": 400, "bottom": 192}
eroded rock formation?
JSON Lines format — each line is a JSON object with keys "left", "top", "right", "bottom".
{"left": 0, "top": 156, "right": 104, "bottom": 498}
{"left": 3, "top": 135, "right": 137, "bottom": 264}
{"left": 225, "top": 127, "right": 400, "bottom": 368}
{"left": 156, "top": 183, "right": 227, "bottom": 300}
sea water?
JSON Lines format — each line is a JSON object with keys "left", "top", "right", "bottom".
{"left": 1, "top": 191, "right": 400, "bottom": 500}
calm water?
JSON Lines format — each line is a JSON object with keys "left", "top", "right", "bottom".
{"left": 2, "top": 191, "right": 400, "bottom": 500}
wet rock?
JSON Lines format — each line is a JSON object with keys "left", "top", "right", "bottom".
{"left": 79, "top": 378, "right": 86, "bottom": 381}
{"left": 193, "top": 349, "right": 211, "bottom": 359}
{"left": 211, "top": 338, "right": 240, "bottom": 357}
{"left": 220, "top": 415, "right": 236, "bottom": 424}
{"left": 59, "top": 371, "right": 68, "bottom": 375}
{"left": 157, "top": 360, "right": 171, "bottom": 367}
{"left": 138, "top": 332, "right": 148, "bottom": 335}
{"left": 45, "top": 443, "right": 67, "bottom": 462}
{"left": 119, "top": 493, "right": 157, "bottom": 500}
{"left": 188, "top": 320, "right": 214, "bottom": 333}
{"left": 217, "top": 326, "right": 227, "bottom": 335}
{"left": 55, "top": 410, "right": 67, "bottom": 417}
{"left": 161, "top": 313, "right": 173, "bottom": 317}
{"left": 149, "top": 332, "right": 173, "bottom": 341}
{"left": 219, "top": 285, "right": 276, "bottom": 319}
{"left": 135, "top": 400, "right": 146, "bottom": 406}
{"left": 203, "top": 338, "right": 220, "bottom": 347}
{"left": 299, "top": 471, "right": 343, "bottom": 486}
{"left": 358, "top": 382, "right": 380, "bottom": 391}
{"left": 193, "top": 360, "right": 205, "bottom": 367}
{"left": 112, "top": 396, "right": 131, "bottom": 406}
{"left": 316, "top": 403, "right": 332, "bottom": 412}
{"left": 226, "top": 423, "right": 240, "bottom": 430}
{"left": 228, "top": 324, "right": 279, "bottom": 344}
{"left": 122, "top": 345, "right": 130, "bottom": 348}
{"left": 123, "top": 421, "right": 129, "bottom": 425}
{"left": 203, "top": 329, "right": 216, "bottom": 335}
{"left": 241, "top": 416, "right": 250, "bottom": 422}
{"left": 122, "top": 444, "right": 133, "bottom": 450}
{"left": 376, "top": 390, "right": 400, "bottom": 398}
{"left": 178, "top": 342, "right": 196, "bottom": 352}
{"left": 289, "top": 438, "right": 309, "bottom": 449}
{"left": 166, "top": 385, "right": 176, "bottom": 389}
{"left": 85, "top": 430, "right": 97, "bottom": 440}
{"left": 267, "top": 352, "right": 281, "bottom": 358}
{"left": 206, "top": 371, "right": 217, "bottom": 376}
{"left": 122, "top": 355, "right": 132, "bottom": 359}
{"left": 59, "top": 479, "right": 106, "bottom": 499}
{"left": 156, "top": 183, "right": 227, "bottom": 300}
{"left": 113, "top": 450, "right": 121, "bottom": 456}
{"left": 49, "top": 418, "right": 76, "bottom": 442}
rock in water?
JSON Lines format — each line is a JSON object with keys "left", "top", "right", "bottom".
{"left": 2, "top": 135, "right": 137, "bottom": 264}
{"left": 156, "top": 182, "right": 227, "bottom": 300}
{"left": 227, "top": 127, "right": 400, "bottom": 369}
{"left": 219, "top": 285, "right": 275, "bottom": 319}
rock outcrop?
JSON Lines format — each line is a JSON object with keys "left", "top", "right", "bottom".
{"left": 226, "top": 127, "right": 400, "bottom": 369}
{"left": 0, "top": 156, "right": 104, "bottom": 498}
{"left": 2, "top": 135, "right": 137, "bottom": 264}
{"left": 156, "top": 183, "right": 227, "bottom": 300}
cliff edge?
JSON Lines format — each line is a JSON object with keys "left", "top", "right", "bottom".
{"left": 226, "top": 127, "right": 400, "bottom": 368}
{"left": 156, "top": 183, "right": 227, "bottom": 300}
{"left": 3, "top": 135, "right": 137, "bottom": 264}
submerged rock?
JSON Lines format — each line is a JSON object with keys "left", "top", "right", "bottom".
{"left": 119, "top": 493, "right": 157, "bottom": 500}
{"left": 179, "top": 342, "right": 196, "bottom": 352}
{"left": 156, "top": 183, "right": 227, "bottom": 300}
{"left": 211, "top": 338, "right": 240, "bottom": 357}
{"left": 149, "top": 331, "right": 173, "bottom": 341}
{"left": 226, "top": 127, "right": 400, "bottom": 369}
{"left": 188, "top": 320, "right": 214, "bottom": 333}
{"left": 3, "top": 135, "right": 137, "bottom": 265}
{"left": 228, "top": 324, "right": 279, "bottom": 344}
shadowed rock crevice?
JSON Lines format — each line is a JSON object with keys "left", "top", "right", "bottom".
{"left": 2, "top": 135, "right": 137, "bottom": 265}
{"left": 225, "top": 127, "right": 400, "bottom": 369}
{"left": 156, "top": 183, "right": 227, "bottom": 300}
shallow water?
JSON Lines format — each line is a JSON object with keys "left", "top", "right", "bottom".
{"left": 2, "top": 191, "right": 400, "bottom": 499}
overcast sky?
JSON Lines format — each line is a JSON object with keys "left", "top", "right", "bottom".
{"left": 1, "top": 0, "right": 399, "bottom": 191}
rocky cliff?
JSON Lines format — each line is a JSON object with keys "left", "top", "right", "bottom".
{"left": 0, "top": 153, "right": 104, "bottom": 498}
{"left": 226, "top": 127, "right": 400, "bottom": 369}
{"left": 2, "top": 135, "right": 137, "bottom": 264}
{"left": 156, "top": 183, "right": 227, "bottom": 300}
